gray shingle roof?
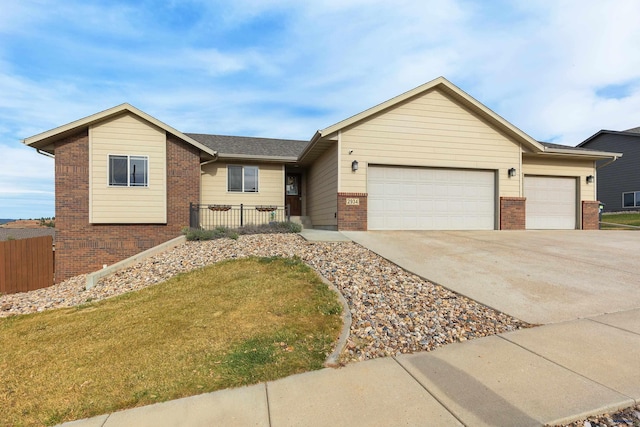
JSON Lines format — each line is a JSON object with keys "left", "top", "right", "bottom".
{"left": 538, "top": 141, "right": 599, "bottom": 152}
{"left": 624, "top": 126, "right": 640, "bottom": 133}
{"left": 186, "top": 134, "right": 309, "bottom": 159}
{"left": 0, "top": 228, "right": 55, "bottom": 242}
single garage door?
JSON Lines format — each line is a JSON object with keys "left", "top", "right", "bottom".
{"left": 368, "top": 166, "right": 495, "bottom": 230}
{"left": 524, "top": 176, "right": 576, "bottom": 229}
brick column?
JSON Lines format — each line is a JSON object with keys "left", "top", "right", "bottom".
{"left": 582, "top": 201, "right": 600, "bottom": 230}
{"left": 500, "top": 197, "right": 526, "bottom": 230}
{"left": 337, "top": 193, "right": 367, "bottom": 231}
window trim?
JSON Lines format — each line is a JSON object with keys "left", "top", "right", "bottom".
{"left": 622, "top": 191, "right": 640, "bottom": 208}
{"left": 227, "top": 165, "right": 259, "bottom": 193}
{"left": 108, "top": 154, "right": 149, "bottom": 188}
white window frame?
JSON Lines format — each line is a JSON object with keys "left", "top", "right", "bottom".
{"left": 227, "top": 165, "right": 259, "bottom": 193}
{"left": 622, "top": 191, "right": 640, "bottom": 208}
{"left": 108, "top": 154, "right": 149, "bottom": 187}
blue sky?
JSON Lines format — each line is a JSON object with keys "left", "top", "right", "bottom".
{"left": 2, "top": 0, "right": 640, "bottom": 219}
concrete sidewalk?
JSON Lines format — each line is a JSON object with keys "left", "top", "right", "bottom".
{"left": 61, "top": 308, "right": 640, "bottom": 427}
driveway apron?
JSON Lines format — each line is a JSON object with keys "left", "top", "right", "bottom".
{"left": 342, "top": 230, "right": 640, "bottom": 324}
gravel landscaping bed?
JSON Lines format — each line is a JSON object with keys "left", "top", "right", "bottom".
{"left": 1, "top": 233, "right": 530, "bottom": 361}
{"left": 558, "top": 404, "right": 640, "bottom": 427}
{"left": 5, "top": 233, "right": 639, "bottom": 424}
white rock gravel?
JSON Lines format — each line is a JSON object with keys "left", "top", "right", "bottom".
{"left": 558, "top": 405, "right": 640, "bottom": 427}
{"left": 0, "top": 234, "right": 530, "bottom": 362}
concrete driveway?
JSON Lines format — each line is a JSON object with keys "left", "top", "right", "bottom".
{"left": 342, "top": 230, "right": 640, "bottom": 324}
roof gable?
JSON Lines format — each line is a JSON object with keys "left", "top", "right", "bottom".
{"left": 299, "top": 76, "right": 546, "bottom": 164}
{"left": 23, "top": 103, "right": 216, "bottom": 159}
{"left": 578, "top": 129, "right": 640, "bottom": 148}
{"left": 321, "top": 76, "right": 543, "bottom": 151}
{"left": 299, "top": 77, "right": 620, "bottom": 163}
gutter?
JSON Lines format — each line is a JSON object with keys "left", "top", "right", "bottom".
{"left": 596, "top": 154, "right": 621, "bottom": 170}
{"left": 540, "top": 146, "right": 623, "bottom": 160}
{"left": 217, "top": 154, "right": 299, "bottom": 163}
{"left": 36, "top": 148, "right": 55, "bottom": 158}
{"left": 200, "top": 152, "right": 219, "bottom": 173}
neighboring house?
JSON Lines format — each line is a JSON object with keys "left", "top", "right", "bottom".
{"left": 24, "top": 77, "right": 619, "bottom": 282}
{"left": 578, "top": 128, "right": 638, "bottom": 212}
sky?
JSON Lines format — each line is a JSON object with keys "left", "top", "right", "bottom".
{"left": 2, "top": 0, "right": 640, "bottom": 219}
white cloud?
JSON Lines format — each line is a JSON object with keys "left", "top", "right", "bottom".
{"left": 3, "top": 0, "right": 640, "bottom": 216}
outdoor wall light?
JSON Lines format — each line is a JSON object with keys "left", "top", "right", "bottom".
{"left": 508, "top": 167, "right": 517, "bottom": 178}
{"left": 352, "top": 160, "right": 359, "bottom": 172}
{"left": 586, "top": 175, "right": 594, "bottom": 183}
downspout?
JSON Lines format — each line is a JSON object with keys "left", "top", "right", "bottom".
{"left": 194, "top": 152, "right": 219, "bottom": 226}
{"left": 36, "top": 149, "right": 55, "bottom": 159}
{"left": 595, "top": 155, "right": 619, "bottom": 170}
{"left": 199, "top": 152, "right": 219, "bottom": 173}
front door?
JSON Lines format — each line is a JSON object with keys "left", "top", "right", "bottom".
{"left": 285, "top": 173, "right": 302, "bottom": 216}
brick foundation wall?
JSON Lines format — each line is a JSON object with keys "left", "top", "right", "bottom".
{"left": 582, "top": 200, "right": 600, "bottom": 230}
{"left": 54, "top": 131, "right": 200, "bottom": 282}
{"left": 500, "top": 197, "right": 526, "bottom": 230}
{"left": 337, "top": 193, "right": 367, "bottom": 231}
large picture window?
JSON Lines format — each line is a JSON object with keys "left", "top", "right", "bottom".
{"left": 109, "top": 155, "right": 148, "bottom": 187}
{"left": 228, "top": 165, "right": 258, "bottom": 192}
{"left": 622, "top": 191, "right": 640, "bottom": 208}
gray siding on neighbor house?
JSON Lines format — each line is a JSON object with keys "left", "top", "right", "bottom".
{"left": 583, "top": 133, "right": 640, "bottom": 211}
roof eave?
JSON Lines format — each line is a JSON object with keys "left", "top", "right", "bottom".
{"left": 22, "top": 103, "right": 217, "bottom": 160}
{"left": 218, "top": 154, "right": 299, "bottom": 163}
{"left": 296, "top": 131, "right": 322, "bottom": 163}
{"left": 530, "top": 148, "right": 622, "bottom": 160}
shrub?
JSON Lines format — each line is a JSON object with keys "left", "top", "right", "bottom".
{"left": 38, "top": 217, "right": 55, "bottom": 228}
{"left": 182, "top": 222, "right": 301, "bottom": 241}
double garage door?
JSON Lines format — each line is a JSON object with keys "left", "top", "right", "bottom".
{"left": 367, "top": 166, "right": 578, "bottom": 230}
{"left": 368, "top": 166, "right": 495, "bottom": 230}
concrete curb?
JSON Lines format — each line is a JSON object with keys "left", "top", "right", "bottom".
{"left": 85, "top": 235, "right": 187, "bottom": 289}
{"left": 321, "top": 274, "right": 352, "bottom": 368}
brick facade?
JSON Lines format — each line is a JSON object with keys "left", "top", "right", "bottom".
{"left": 54, "top": 131, "right": 200, "bottom": 282}
{"left": 582, "top": 200, "right": 600, "bottom": 230}
{"left": 337, "top": 193, "right": 367, "bottom": 231}
{"left": 500, "top": 197, "right": 526, "bottom": 230}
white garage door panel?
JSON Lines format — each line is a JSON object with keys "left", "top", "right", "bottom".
{"left": 525, "top": 176, "right": 576, "bottom": 230}
{"left": 368, "top": 166, "right": 495, "bottom": 230}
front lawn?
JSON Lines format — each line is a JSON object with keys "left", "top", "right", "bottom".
{"left": 600, "top": 212, "right": 640, "bottom": 229}
{"left": 0, "top": 257, "right": 342, "bottom": 426}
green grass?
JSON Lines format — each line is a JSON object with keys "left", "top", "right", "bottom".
{"left": 600, "top": 212, "right": 640, "bottom": 229}
{"left": 0, "top": 257, "right": 342, "bottom": 426}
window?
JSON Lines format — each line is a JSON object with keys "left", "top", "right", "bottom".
{"left": 227, "top": 165, "right": 258, "bottom": 192}
{"left": 109, "top": 155, "right": 148, "bottom": 187}
{"left": 622, "top": 191, "right": 640, "bottom": 208}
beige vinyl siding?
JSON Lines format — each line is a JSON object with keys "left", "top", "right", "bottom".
{"left": 201, "top": 162, "right": 284, "bottom": 206}
{"left": 307, "top": 142, "right": 338, "bottom": 227}
{"left": 89, "top": 113, "right": 167, "bottom": 223}
{"left": 522, "top": 156, "right": 596, "bottom": 201}
{"left": 339, "top": 88, "right": 521, "bottom": 197}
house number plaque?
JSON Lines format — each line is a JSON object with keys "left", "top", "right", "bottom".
{"left": 345, "top": 198, "right": 360, "bottom": 206}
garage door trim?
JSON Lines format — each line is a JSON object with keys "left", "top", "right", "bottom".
{"left": 367, "top": 164, "right": 498, "bottom": 231}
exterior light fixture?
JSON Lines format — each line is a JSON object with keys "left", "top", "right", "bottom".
{"left": 508, "top": 167, "right": 516, "bottom": 178}
{"left": 352, "top": 160, "right": 359, "bottom": 172}
{"left": 586, "top": 175, "right": 594, "bottom": 183}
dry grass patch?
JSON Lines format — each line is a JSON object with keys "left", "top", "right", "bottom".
{"left": 0, "top": 257, "right": 342, "bottom": 426}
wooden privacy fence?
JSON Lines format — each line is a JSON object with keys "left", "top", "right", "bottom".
{"left": 0, "top": 235, "right": 54, "bottom": 294}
